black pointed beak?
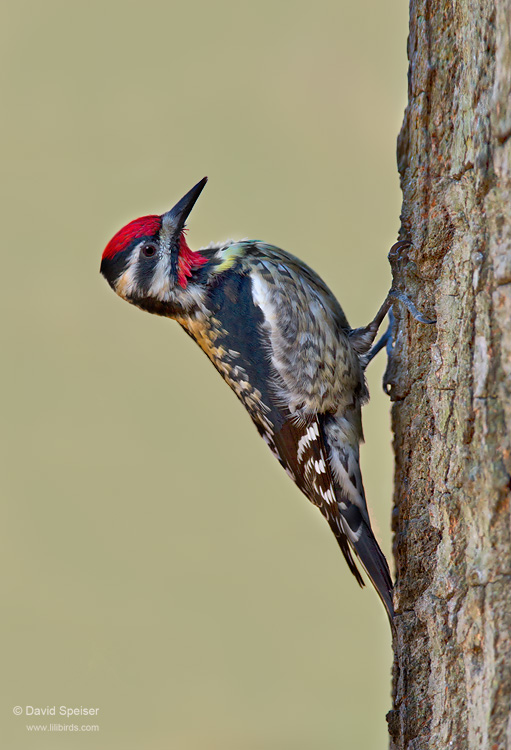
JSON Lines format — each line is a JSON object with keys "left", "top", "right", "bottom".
{"left": 162, "top": 177, "right": 208, "bottom": 232}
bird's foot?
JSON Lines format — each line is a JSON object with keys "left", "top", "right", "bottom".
{"left": 388, "top": 288, "right": 435, "bottom": 325}
{"left": 365, "top": 308, "right": 395, "bottom": 365}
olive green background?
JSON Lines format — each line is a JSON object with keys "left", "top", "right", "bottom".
{"left": 1, "top": 1, "right": 407, "bottom": 748}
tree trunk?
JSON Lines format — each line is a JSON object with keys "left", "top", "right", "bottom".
{"left": 387, "top": 1, "right": 511, "bottom": 748}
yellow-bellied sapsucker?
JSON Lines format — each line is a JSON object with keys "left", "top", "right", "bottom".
{"left": 100, "top": 177, "right": 395, "bottom": 619}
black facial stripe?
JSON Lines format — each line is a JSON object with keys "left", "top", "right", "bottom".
{"left": 100, "top": 250, "right": 130, "bottom": 288}
{"left": 134, "top": 248, "right": 160, "bottom": 295}
{"left": 169, "top": 239, "right": 180, "bottom": 281}
{"left": 100, "top": 236, "right": 160, "bottom": 292}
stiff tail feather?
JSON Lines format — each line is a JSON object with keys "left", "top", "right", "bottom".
{"left": 336, "top": 502, "right": 394, "bottom": 622}
{"left": 350, "top": 521, "right": 394, "bottom": 622}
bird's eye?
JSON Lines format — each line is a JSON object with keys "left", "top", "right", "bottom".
{"left": 142, "top": 244, "right": 157, "bottom": 258}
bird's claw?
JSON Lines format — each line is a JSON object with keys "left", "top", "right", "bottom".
{"left": 388, "top": 288, "right": 436, "bottom": 325}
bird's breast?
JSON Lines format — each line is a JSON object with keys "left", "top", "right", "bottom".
{"left": 174, "top": 311, "right": 275, "bottom": 434}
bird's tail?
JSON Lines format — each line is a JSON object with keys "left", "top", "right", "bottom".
{"left": 337, "top": 503, "right": 395, "bottom": 622}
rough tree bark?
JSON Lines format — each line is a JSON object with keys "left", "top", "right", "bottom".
{"left": 386, "top": 1, "right": 511, "bottom": 748}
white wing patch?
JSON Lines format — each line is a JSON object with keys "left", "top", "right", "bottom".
{"left": 290, "top": 419, "right": 338, "bottom": 512}
{"left": 297, "top": 422, "right": 320, "bottom": 462}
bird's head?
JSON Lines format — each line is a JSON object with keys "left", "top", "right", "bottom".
{"left": 100, "top": 177, "right": 209, "bottom": 314}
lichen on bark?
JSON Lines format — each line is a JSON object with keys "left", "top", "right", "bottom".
{"left": 387, "top": 1, "right": 511, "bottom": 748}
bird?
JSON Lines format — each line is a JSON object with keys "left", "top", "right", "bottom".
{"left": 100, "top": 177, "right": 395, "bottom": 620}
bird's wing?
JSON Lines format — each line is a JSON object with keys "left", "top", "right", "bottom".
{"left": 198, "top": 267, "right": 366, "bottom": 585}
{"left": 264, "top": 410, "right": 394, "bottom": 618}
{"left": 266, "top": 415, "right": 365, "bottom": 587}
{"left": 192, "top": 261, "right": 393, "bottom": 616}
{"left": 245, "top": 251, "right": 367, "bottom": 417}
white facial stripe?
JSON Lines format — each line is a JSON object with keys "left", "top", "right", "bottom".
{"left": 148, "top": 252, "right": 172, "bottom": 300}
{"left": 159, "top": 215, "right": 176, "bottom": 250}
{"left": 115, "top": 245, "right": 142, "bottom": 299}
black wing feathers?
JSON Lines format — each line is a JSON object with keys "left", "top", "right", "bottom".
{"left": 204, "top": 269, "right": 393, "bottom": 618}
{"left": 271, "top": 418, "right": 365, "bottom": 587}
{"left": 206, "top": 272, "right": 285, "bottom": 432}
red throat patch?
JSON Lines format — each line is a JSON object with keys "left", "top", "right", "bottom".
{"left": 102, "top": 215, "right": 162, "bottom": 260}
{"left": 177, "top": 234, "right": 208, "bottom": 288}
